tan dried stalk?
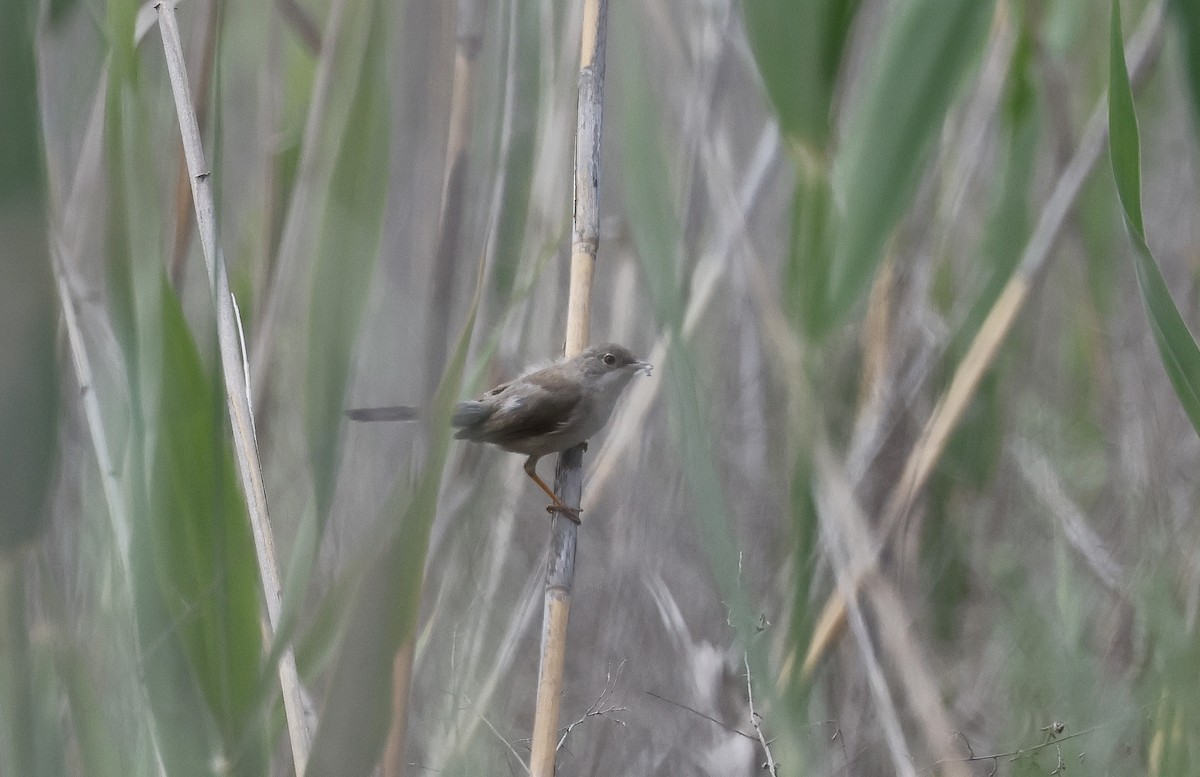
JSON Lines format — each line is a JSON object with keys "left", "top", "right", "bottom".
{"left": 155, "top": 4, "right": 311, "bottom": 773}
{"left": 527, "top": 0, "right": 609, "bottom": 774}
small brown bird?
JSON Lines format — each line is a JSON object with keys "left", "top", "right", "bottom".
{"left": 347, "top": 343, "right": 652, "bottom": 522}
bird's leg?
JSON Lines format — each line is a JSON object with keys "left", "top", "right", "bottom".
{"left": 523, "top": 455, "right": 582, "bottom": 524}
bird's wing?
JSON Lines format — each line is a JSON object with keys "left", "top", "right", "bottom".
{"left": 470, "top": 375, "right": 584, "bottom": 447}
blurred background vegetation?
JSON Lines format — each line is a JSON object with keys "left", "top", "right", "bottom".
{"left": 4, "top": 0, "right": 1200, "bottom": 774}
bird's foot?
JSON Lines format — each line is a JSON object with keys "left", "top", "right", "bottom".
{"left": 545, "top": 503, "right": 582, "bottom": 524}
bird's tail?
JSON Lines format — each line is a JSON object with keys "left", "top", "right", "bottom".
{"left": 345, "top": 406, "right": 420, "bottom": 422}
{"left": 451, "top": 400, "right": 492, "bottom": 432}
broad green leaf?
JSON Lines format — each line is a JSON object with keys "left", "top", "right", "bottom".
{"left": 101, "top": 10, "right": 204, "bottom": 774}
{"left": 1169, "top": 0, "right": 1200, "bottom": 141}
{"left": 141, "top": 278, "right": 267, "bottom": 775}
{"left": 1109, "top": 0, "right": 1200, "bottom": 434}
{"left": 743, "top": 0, "right": 861, "bottom": 149}
{"left": 746, "top": 0, "right": 861, "bottom": 336}
{"left": 784, "top": 170, "right": 834, "bottom": 337}
{"left": 1109, "top": 1, "right": 1144, "bottom": 238}
{"left": 306, "top": 0, "right": 392, "bottom": 526}
{"left": 828, "top": 0, "right": 995, "bottom": 329}
{"left": 51, "top": 638, "right": 125, "bottom": 777}
{"left": 0, "top": 0, "right": 57, "bottom": 548}
{"left": 0, "top": 219, "right": 57, "bottom": 547}
{"left": 131, "top": 528, "right": 222, "bottom": 777}
{"left": 0, "top": 560, "right": 34, "bottom": 777}
{"left": 100, "top": 12, "right": 267, "bottom": 763}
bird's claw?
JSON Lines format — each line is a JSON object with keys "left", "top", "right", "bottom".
{"left": 546, "top": 504, "right": 583, "bottom": 524}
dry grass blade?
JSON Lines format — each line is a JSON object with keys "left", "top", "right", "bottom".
{"left": 50, "top": 244, "right": 170, "bottom": 777}
{"left": 155, "top": 3, "right": 311, "bottom": 771}
{"left": 1010, "top": 439, "right": 1124, "bottom": 592}
{"left": 815, "top": 446, "right": 972, "bottom": 777}
{"left": 815, "top": 446, "right": 918, "bottom": 777}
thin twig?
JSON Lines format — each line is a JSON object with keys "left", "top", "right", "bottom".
{"left": 556, "top": 661, "right": 628, "bottom": 751}
{"left": 928, "top": 715, "right": 1131, "bottom": 773}
{"left": 478, "top": 714, "right": 530, "bottom": 775}
{"left": 644, "top": 690, "right": 758, "bottom": 741}
{"left": 743, "top": 654, "right": 778, "bottom": 775}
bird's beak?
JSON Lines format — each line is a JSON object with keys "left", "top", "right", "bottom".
{"left": 635, "top": 361, "right": 653, "bottom": 377}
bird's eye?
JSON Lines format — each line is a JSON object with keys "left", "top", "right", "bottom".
{"left": 603, "top": 352, "right": 617, "bottom": 366}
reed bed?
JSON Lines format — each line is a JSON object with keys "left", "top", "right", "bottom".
{"left": 7, "top": 0, "right": 1200, "bottom": 775}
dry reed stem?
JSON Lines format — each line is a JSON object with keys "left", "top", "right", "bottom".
{"left": 155, "top": 4, "right": 311, "bottom": 772}
{"left": 167, "top": 0, "right": 219, "bottom": 289}
{"left": 800, "top": 0, "right": 1166, "bottom": 680}
{"left": 528, "top": 0, "right": 608, "bottom": 774}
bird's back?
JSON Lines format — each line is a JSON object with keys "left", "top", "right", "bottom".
{"left": 451, "top": 374, "right": 586, "bottom": 456}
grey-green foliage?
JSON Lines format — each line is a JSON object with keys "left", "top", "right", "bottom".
{"left": 829, "top": 0, "right": 997, "bottom": 329}
{"left": 751, "top": 0, "right": 996, "bottom": 336}
{"left": 742, "top": 0, "right": 860, "bottom": 150}
{"left": 306, "top": 0, "right": 393, "bottom": 528}
{"left": 1109, "top": 0, "right": 1200, "bottom": 435}
{"left": 25, "top": 0, "right": 1200, "bottom": 774}
{"left": 0, "top": 0, "right": 58, "bottom": 549}
{"left": 1170, "top": 0, "right": 1200, "bottom": 141}
{"left": 306, "top": 214, "right": 485, "bottom": 777}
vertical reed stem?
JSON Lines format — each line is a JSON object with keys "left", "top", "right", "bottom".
{"left": 527, "top": 1, "right": 608, "bottom": 774}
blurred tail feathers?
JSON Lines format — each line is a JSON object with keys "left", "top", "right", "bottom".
{"left": 344, "top": 405, "right": 420, "bottom": 422}
{"left": 346, "top": 402, "right": 493, "bottom": 430}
